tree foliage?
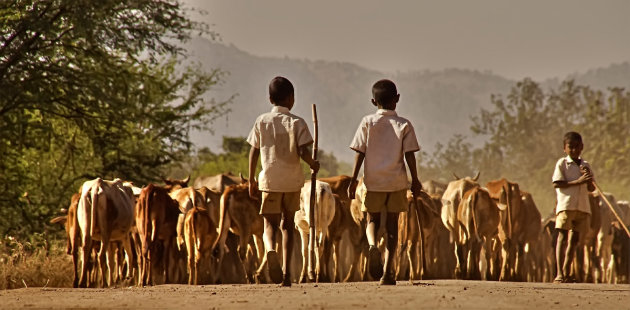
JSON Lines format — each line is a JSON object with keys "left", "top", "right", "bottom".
{"left": 420, "top": 79, "right": 630, "bottom": 216}
{"left": 0, "top": 0, "right": 229, "bottom": 237}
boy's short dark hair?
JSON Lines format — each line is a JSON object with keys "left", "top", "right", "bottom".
{"left": 269, "top": 76, "right": 294, "bottom": 104}
{"left": 563, "top": 131, "right": 583, "bottom": 145}
{"left": 372, "top": 79, "right": 398, "bottom": 106}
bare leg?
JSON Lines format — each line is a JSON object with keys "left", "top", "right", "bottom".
{"left": 281, "top": 211, "right": 295, "bottom": 280}
{"left": 383, "top": 212, "right": 399, "bottom": 276}
{"left": 563, "top": 230, "right": 579, "bottom": 281}
{"left": 263, "top": 215, "right": 281, "bottom": 252}
{"left": 555, "top": 229, "right": 568, "bottom": 281}
{"left": 366, "top": 212, "right": 381, "bottom": 246}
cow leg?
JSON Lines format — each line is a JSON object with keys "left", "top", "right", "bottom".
{"left": 252, "top": 235, "right": 267, "bottom": 284}
{"left": 500, "top": 238, "right": 511, "bottom": 281}
{"left": 96, "top": 239, "right": 109, "bottom": 288}
{"left": 320, "top": 237, "right": 333, "bottom": 282}
{"left": 186, "top": 233, "right": 195, "bottom": 285}
{"left": 408, "top": 240, "right": 419, "bottom": 281}
{"left": 120, "top": 237, "right": 134, "bottom": 282}
{"left": 453, "top": 241, "right": 464, "bottom": 279}
{"left": 298, "top": 229, "right": 309, "bottom": 283}
{"left": 332, "top": 237, "right": 342, "bottom": 282}
{"left": 395, "top": 238, "right": 409, "bottom": 280}
{"left": 78, "top": 243, "right": 91, "bottom": 288}
{"left": 341, "top": 235, "right": 359, "bottom": 282}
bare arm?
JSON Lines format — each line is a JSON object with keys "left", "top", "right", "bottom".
{"left": 299, "top": 144, "right": 320, "bottom": 173}
{"left": 347, "top": 151, "right": 365, "bottom": 199}
{"left": 405, "top": 151, "right": 423, "bottom": 197}
{"left": 248, "top": 146, "right": 260, "bottom": 199}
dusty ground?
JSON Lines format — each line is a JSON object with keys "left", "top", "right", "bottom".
{"left": 1, "top": 280, "right": 628, "bottom": 309}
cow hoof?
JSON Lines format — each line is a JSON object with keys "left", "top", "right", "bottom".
{"left": 299, "top": 275, "right": 308, "bottom": 284}
{"left": 254, "top": 273, "right": 264, "bottom": 284}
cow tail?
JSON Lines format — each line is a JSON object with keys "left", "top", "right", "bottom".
{"left": 144, "top": 184, "right": 153, "bottom": 243}
{"left": 505, "top": 184, "right": 513, "bottom": 239}
{"left": 192, "top": 209, "right": 200, "bottom": 252}
{"left": 471, "top": 188, "right": 482, "bottom": 243}
{"left": 212, "top": 187, "right": 231, "bottom": 251}
{"left": 190, "top": 189, "right": 200, "bottom": 252}
{"left": 89, "top": 178, "right": 102, "bottom": 238}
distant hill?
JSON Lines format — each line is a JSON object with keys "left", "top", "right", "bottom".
{"left": 184, "top": 37, "right": 630, "bottom": 163}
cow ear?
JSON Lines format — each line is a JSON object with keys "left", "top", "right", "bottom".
{"left": 50, "top": 216, "right": 67, "bottom": 225}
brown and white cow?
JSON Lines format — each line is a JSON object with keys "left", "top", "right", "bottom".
{"left": 183, "top": 204, "right": 218, "bottom": 285}
{"left": 517, "top": 191, "right": 543, "bottom": 282}
{"left": 135, "top": 183, "right": 181, "bottom": 286}
{"left": 457, "top": 187, "right": 500, "bottom": 280}
{"left": 318, "top": 175, "right": 366, "bottom": 282}
{"left": 295, "top": 180, "right": 336, "bottom": 283}
{"left": 486, "top": 178, "right": 534, "bottom": 281}
{"left": 441, "top": 172, "right": 480, "bottom": 278}
{"left": 50, "top": 193, "right": 82, "bottom": 287}
{"left": 77, "top": 178, "right": 135, "bottom": 288}
{"left": 213, "top": 183, "right": 264, "bottom": 284}
{"left": 396, "top": 190, "right": 442, "bottom": 281}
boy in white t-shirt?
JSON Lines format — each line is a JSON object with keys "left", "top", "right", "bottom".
{"left": 347, "top": 79, "right": 422, "bottom": 285}
{"left": 552, "top": 131, "right": 595, "bottom": 283}
{"left": 247, "top": 76, "right": 319, "bottom": 286}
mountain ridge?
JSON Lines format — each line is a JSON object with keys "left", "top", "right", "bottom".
{"left": 185, "top": 37, "right": 630, "bottom": 163}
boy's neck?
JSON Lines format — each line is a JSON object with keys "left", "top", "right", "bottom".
{"left": 377, "top": 105, "right": 396, "bottom": 111}
{"left": 569, "top": 155, "right": 581, "bottom": 164}
{"left": 272, "top": 103, "right": 291, "bottom": 110}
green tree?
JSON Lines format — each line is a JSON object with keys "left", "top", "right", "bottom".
{"left": 422, "top": 79, "right": 630, "bottom": 216}
{"left": 0, "top": 0, "right": 229, "bottom": 237}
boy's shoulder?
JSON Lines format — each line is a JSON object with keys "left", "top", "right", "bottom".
{"left": 362, "top": 110, "right": 412, "bottom": 124}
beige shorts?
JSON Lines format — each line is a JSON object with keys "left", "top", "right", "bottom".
{"left": 555, "top": 210, "right": 590, "bottom": 233}
{"left": 260, "top": 191, "right": 300, "bottom": 215}
{"left": 362, "top": 190, "right": 408, "bottom": 213}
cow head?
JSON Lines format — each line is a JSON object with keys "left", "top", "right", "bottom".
{"left": 163, "top": 175, "right": 190, "bottom": 190}
{"left": 451, "top": 171, "right": 480, "bottom": 181}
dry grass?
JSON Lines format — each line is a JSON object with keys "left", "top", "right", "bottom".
{"left": 0, "top": 234, "right": 72, "bottom": 289}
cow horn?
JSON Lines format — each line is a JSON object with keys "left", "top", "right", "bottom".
{"left": 472, "top": 171, "right": 480, "bottom": 181}
{"left": 239, "top": 172, "right": 246, "bottom": 183}
{"left": 452, "top": 173, "right": 460, "bottom": 180}
{"left": 183, "top": 175, "right": 190, "bottom": 185}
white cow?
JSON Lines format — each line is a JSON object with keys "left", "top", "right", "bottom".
{"left": 295, "top": 180, "right": 336, "bottom": 283}
{"left": 77, "top": 178, "right": 135, "bottom": 287}
{"left": 441, "top": 172, "right": 480, "bottom": 279}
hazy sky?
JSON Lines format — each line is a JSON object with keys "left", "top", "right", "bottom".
{"left": 182, "top": 0, "right": 630, "bottom": 80}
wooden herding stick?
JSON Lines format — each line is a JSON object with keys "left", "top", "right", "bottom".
{"left": 308, "top": 104, "right": 319, "bottom": 281}
{"left": 413, "top": 193, "right": 427, "bottom": 280}
{"left": 594, "top": 183, "right": 630, "bottom": 238}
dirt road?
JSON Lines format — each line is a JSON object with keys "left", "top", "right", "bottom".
{"left": 1, "top": 280, "right": 628, "bottom": 309}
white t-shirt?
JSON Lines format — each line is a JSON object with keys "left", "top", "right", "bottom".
{"left": 349, "top": 109, "right": 420, "bottom": 192}
{"left": 247, "top": 106, "right": 313, "bottom": 192}
{"left": 552, "top": 155, "right": 593, "bottom": 214}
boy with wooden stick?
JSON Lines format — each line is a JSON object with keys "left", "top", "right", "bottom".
{"left": 247, "top": 76, "right": 319, "bottom": 287}
{"left": 347, "top": 79, "right": 422, "bottom": 285}
{"left": 552, "top": 131, "right": 595, "bottom": 283}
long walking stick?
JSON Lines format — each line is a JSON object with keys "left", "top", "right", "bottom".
{"left": 308, "top": 104, "right": 319, "bottom": 281}
{"left": 594, "top": 183, "right": 630, "bottom": 238}
{"left": 413, "top": 193, "right": 427, "bottom": 280}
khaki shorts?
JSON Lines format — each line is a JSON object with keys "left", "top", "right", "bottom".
{"left": 362, "top": 190, "right": 408, "bottom": 213}
{"left": 555, "top": 210, "right": 590, "bottom": 233}
{"left": 260, "top": 191, "right": 300, "bottom": 215}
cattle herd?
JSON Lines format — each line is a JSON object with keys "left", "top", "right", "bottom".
{"left": 50, "top": 172, "right": 630, "bottom": 288}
